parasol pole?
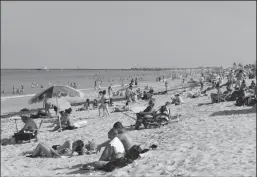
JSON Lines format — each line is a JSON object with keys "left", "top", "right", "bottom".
{"left": 56, "top": 94, "right": 62, "bottom": 132}
{"left": 14, "top": 119, "right": 19, "bottom": 132}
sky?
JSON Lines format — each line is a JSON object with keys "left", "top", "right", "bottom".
{"left": 1, "top": 1, "right": 256, "bottom": 69}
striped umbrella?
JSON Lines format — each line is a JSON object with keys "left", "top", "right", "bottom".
{"left": 29, "top": 85, "right": 84, "bottom": 104}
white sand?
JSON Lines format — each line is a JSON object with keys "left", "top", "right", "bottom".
{"left": 1, "top": 81, "right": 256, "bottom": 176}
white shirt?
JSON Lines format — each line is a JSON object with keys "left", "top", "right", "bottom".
{"left": 109, "top": 137, "right": 125, "bottom": 154}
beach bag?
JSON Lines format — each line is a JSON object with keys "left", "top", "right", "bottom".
{"left": 235, "top": 96, "right": 247, "bottom": 106}
{"left": 245, "top": 96, "right": 256, "bottom": 106}
{"left": 73, "top": 140, "right": 85, "bottom": 155}
{"left": 13, "top": 130, "right": 36, "bottom": 143}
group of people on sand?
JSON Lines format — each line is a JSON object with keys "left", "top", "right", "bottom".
{"left": 200, "top": 69, "right": 257, "bottom": 106}
{"left": 20, "top": 121, "right": 152, "bottom": 172}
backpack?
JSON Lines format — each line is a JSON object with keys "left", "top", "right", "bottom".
{"left": 235, "top": 96, "right": 247, "bottom": 106}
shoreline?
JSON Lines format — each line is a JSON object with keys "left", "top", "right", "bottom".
{"left": 1, "top": 80, "right": 180, "bottom": 116}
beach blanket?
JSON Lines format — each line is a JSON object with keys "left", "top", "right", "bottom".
{"left": 74, "top": 120, "right": 87, "bottom": 128}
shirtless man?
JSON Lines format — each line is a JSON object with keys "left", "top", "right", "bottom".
{"left": 96, "top": 122, "right": 134, "bottom": 153}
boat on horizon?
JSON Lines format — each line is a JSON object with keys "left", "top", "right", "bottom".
{"left": 36, "top": 66, "right": 49, "bottom": 71}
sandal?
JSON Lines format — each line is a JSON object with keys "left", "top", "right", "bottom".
{"left": 26, "top": 155, "right": 36, "bottom": 158}
{"left": 80, "top": 164, "right": 95, "bottom": 170}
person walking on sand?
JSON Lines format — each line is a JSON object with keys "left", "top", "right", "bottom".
{"left": 199, "top": 74, "right": 205, "bottom": 92}
{"left": 165, "top": 80, "right": 168, "bottom": 93}
{"left": 101, "top": 90, "right": 110, "bottom": 117}
{"left": 108, "top": 84, "right": 113, "bottom": 106}
{"left": 94, "top": 80, "right": 97, "bottom": 90}
{"left": 42, "top": 94, "right": 50, "bottom": 115}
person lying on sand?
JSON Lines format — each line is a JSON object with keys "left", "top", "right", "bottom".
{"left": 52, "top": 109, "right": 77, "bottom": 132}
{"left": 23, "top": 140, "right": 85, "bottom": 158}
{"left": 80, "top": 128, "right": 125, "bottom": 170}
{"left": 113, "top": 100, "right": 130, "bottom": 112}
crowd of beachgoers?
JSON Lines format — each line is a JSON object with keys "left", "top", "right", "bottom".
{"left": 1, "top": 63, "right": 256, "bottom": 176}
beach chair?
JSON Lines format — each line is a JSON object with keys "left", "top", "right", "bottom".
{"left": 134, "top": 106, "right": 171, "bottom": 129}
{"left": 14, "top": 119, "right": 44, "bottom": 143}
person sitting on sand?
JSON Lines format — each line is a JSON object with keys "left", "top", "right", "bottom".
{"left": 249, "top": 81, "right": 256, "bottom": 89}
{"left": 23, "top": 140, "right": 85, "bottom": 158}
{"left": 171, "top": 93, "right": 184, "bottom": 105}
{"left": 91, "top": 122, "right": 156, "bottom": 172}
{"left": 80, "top": 128, "right": 125, "bottom": 170}
{"left": 155, "top": 102, "right": 170, "bottom": 120}
{"left": 92, "top": 99, "right": 97, "bottom": 109}
{"left": 52, "top": 109, "right": 77, "bottom": 131}
{"left": 135, "top": 99, "right": 156, "bottom": 129}
{"left": 12, "top": 115, "right": 38, "bottom": 143}
{"left": 113, "top": 100, "right": 130, "bottom": 112}
{"left": 84, "top": 99, "right": 90, "bottom": 110}
{"left": 96, "top": 122, "right": 134, "bottom": 153}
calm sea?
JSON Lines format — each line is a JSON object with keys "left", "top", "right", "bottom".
{"left": 1, "top": 69, "right": 172, "bottom": 101}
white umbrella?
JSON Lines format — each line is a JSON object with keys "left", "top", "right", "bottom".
{"left": 46, "top": 98, "right": 71, "bottom": 111}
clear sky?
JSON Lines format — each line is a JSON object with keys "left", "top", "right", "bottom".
{"left": 1, "top": 1, "right": 256, "bottom": 69}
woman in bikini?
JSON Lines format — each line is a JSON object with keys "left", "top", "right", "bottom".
{"left": 23, "top": 140, "right": 85, "bottom": 158}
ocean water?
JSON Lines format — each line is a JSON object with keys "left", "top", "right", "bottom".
{"left": 1, "top": 69, "right": 173, "bottom": 100}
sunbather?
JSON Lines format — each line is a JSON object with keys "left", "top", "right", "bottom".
{"left": 80, "top": 128, "right": 125, "bottom": 170}
{"left": 155, "top": 102, "right": 170, "bottom": 120}
{"left": 135, "top": 99, "right": 156, "bottom": 123}
{"left": 23, "top": 140, "right": 85, "bottom": 158}
{"left": 52, "top": 109, "right": 77, "bottom": 131}
{"left": 113, "top": 101, "right": 130, "bottom": 112}
{"left": 12, "top": 115, "right": 38, "bottom": 143}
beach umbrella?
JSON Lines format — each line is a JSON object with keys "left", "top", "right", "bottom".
{"left": 46, "top": 98, "right": 71, "bottom": 111}
{"left": 29, "top": 85, "right": 84, "bottom": 104}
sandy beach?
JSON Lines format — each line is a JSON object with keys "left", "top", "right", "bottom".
{"left": 1, "top": 80, "right": 256, "bottom": 177}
